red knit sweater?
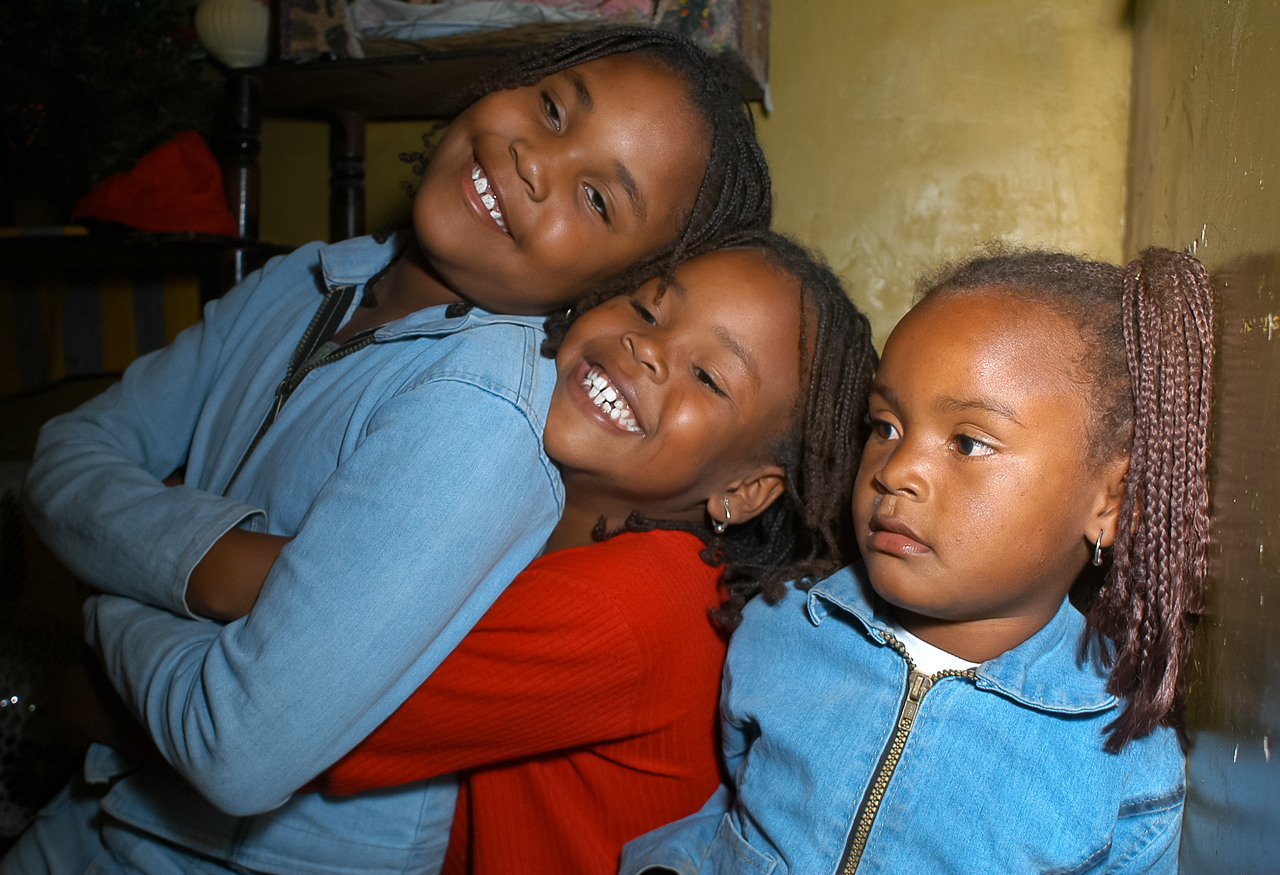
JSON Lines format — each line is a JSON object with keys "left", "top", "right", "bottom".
{"left": 316, "top": 529, "right": 728, "bottom": 875}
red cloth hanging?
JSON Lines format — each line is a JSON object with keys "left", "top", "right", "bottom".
{"left": 73, "top": 131, "right": 238, "bottom": 236}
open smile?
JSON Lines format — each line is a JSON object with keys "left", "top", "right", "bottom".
{"left": 469, "top": 160, "right": 510, "bottom": 236}
{"left": 867, "top": 512, "right": 932, "bottom": 557}
{"left": 577, "top": 362, "right": 644, "bottom": 435}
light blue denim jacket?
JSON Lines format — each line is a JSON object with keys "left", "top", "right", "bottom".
{"left": 24, "top": 234, "right": 563, "bottom": 874}
{"left": 622, "top": 564, "right": 1185, "bottom": 875}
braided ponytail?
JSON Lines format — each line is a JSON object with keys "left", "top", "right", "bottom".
{"left": 1089, "top": 247, "right": 1214, "bottom": 751}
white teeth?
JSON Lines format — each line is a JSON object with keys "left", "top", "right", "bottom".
{"left": 472, "top": 163, "right": 506, "bottom": 232}
{"left": 580, "top": 367, "right": 642, "bottom": 434}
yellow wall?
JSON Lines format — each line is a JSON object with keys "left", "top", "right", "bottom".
{"left": 1124, "top": 1, "right": 1280, "bottom": 869}
{"left": 259, "top": 119, "right": 432, "bottom": 247}
{"left": 756, "top": 0, "right": 1132, "bottom": 344}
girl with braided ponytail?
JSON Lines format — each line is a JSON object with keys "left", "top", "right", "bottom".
{"left": 623, "top": 247, "right": 1213, "bottom": 875}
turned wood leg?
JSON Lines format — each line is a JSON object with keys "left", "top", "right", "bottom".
{"left": 329, "top": 111, "right": 366, "bottom": 242}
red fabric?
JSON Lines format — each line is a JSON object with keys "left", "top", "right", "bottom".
{"left": 73, "top": 131, "right": 238, "bottom": 236}
{"left": 318, "top": 529, "right": 727, "bottom": 875}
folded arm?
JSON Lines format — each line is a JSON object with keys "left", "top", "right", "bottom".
{"left": 22, "top": 251, "right": 312, "bottom": 616}
{"left": 87, "top": 380, "right": 561, "bottom": 815}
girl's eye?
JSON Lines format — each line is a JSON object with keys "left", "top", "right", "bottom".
{"left": 542, "top": 93, "right": 561, "bottom": 131}
{"left": 630, "top": 300, "right": 656, "bottom": 324}
{"left": 872, "top": 419, "right": 900, "bottom": 441}
{"left": 586, "top": 185, "right": 609, "bottom": 221}
{"left": 695, "top": 368, "right": 725, "bottom": 396}
{"left": 953, "top": 434, "right": 995, "bottom": 457}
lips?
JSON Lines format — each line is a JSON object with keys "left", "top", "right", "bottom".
{"left": 867, "top": 512, "right": 931, "bottom": 557}
{"left": 469, "top": 160, "right": 509, "bottom": 236}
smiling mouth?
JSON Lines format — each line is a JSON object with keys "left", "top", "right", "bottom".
{"left": 583, "top": 366, "right": 643, "bottom": 434}
{"left": 471, "top": 162, "right": 508, "bottom": 233}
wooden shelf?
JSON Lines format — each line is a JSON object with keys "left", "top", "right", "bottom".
{"left": 249, "top": 44, "right": 764, "bottom": 122}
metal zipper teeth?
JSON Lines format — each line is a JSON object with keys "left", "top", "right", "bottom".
{"left": 221, "top": 332, "right": 374, "bottom": 497}
{"left": 840, "top": 634, "right": 977, "bottom": 874}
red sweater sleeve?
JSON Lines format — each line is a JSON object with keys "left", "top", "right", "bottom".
{"left": 318, "top": 530, "right": 717, "bottom": 795}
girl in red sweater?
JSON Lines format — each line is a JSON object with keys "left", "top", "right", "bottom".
{"left": 167, "top": 231, "right": 875, "bottom": 873}
{"left": 306, "top": 231, "right": 878, "bottom": 874}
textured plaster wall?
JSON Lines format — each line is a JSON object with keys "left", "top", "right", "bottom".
{"left": 756, "top": 0, "right": 1132, "bottom": 344}
{"left": 1125, "top": 1, "right": 1280, "bottom": 870}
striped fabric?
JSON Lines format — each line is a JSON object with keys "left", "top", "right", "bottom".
{"left": 0, "top": 272, "right": 201, "bottom": 396}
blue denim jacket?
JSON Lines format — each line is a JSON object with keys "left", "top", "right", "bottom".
{"left": 622, "top": 564, "right": 1185, "bottom": 875}
{"left": 24, "top": 235, "right": 563, "bottom": 873}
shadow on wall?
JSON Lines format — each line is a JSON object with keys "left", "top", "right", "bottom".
{"left": 1180, "top": 252, "right": 1280, "bottom": 873}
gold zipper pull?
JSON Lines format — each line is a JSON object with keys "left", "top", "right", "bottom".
{"left": 898, "top": 671, "right": 933, "bottom": 731}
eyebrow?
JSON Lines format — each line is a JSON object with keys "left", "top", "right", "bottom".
{"left": 937, "top": 395, "right": 1025, "bottom": 427}
{"left": 871, "top": 384, "right": 1025, "bottom": 427}
{"left": 713, "top": 326, "right": 760, "bottom": 387}
{"left": 616, "top": 161, "right": 647, "bottom": 221}
{"left": 565, "top": 70, "right": 593, "bottom": 112}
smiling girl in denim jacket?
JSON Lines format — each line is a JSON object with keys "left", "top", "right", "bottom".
{"left": 623, "top": 247, "right": 1213, "bottom": 874}
{"left": 12, "top": 27, "right": 772, "bottom": 875}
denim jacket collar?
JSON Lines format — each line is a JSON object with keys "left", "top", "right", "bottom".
{"left": 806, "top": 564, "right": 1118, "bottom": 715}
{"left": 318, "top": 233, "right": 549, "bottom": 340}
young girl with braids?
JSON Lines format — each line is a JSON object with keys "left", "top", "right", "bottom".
{"left": 12, "top": 27, "right": 771, "bottom": 875}
{"left": 623, "top": 247, "right": 1214, "bottom": 875}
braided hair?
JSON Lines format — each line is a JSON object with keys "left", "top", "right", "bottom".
{"left": 918, "top": 247, "right": 1215, "bottom": 752}
{"left": 546, "top": 230, "right": 879, "bottom": 629}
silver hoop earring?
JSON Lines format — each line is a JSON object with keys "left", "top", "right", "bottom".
{"left": 1092, "top": 531, "right": 1104, "bottom": 567}
{"left": 713, "top": 498, "right": 731, "bottom": 535}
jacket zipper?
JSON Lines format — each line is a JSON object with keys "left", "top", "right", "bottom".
{"left": 839, "top": 636, "right": 977, "bottom": 874}
{"left": 222, "top": 283, "right": 369, "bottom": 496}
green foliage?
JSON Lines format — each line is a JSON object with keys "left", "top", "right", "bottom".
{"left": 1, "top": 0, "right": 218, "bottom": 205}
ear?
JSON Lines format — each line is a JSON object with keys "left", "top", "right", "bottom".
{"left": 1085, "top": 454, "right": 1129, "bottom": 549}
{"left": 707, "top": 465, "right": 788, "bottom": 529}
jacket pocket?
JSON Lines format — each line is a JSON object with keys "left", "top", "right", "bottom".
{"left": 704, "top": 813, "right": 778, "bottom": 875}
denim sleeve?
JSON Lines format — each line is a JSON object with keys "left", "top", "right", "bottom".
{"left": 619, "top": 784, "right": 734, "bottom": 875}
{"left": 85, "top": 378, "right": 561, "bottom": 815}
{"left": 20, "top": 253, "right": 305, "bottom": 616}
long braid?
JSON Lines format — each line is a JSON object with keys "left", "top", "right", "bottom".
{"left": 919, "top": 246, "right": 1214, "bottom": 752}
{"left": 1093, "top": 248, "right": 1213, "bottom": 751}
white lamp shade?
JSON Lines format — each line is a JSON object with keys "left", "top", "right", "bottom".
{"left": 196, "top": 0, "right": 270, "bottom": 69}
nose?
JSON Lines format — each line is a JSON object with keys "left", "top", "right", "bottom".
{"left": 511, "top": 137, "right": 550, "bottom": 202}
{"left": 871, "top": 436, "right": 926, "bottom": 500}
{"left": 623, "top": 331, "right": 668, "bottom": 383}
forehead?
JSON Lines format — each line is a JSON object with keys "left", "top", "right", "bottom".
{"left": 882, "top": 291, "right": 1088, "bottom": 409}
{"left": 669, "top": 249, "right": 799, "bottom": 313}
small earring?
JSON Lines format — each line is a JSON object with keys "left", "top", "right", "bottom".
{"left": 1092, "top": 531, "right": 1104, "bottom": 567}
{"left": 712, "top": 498, "right": 731, "bottom": 534}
